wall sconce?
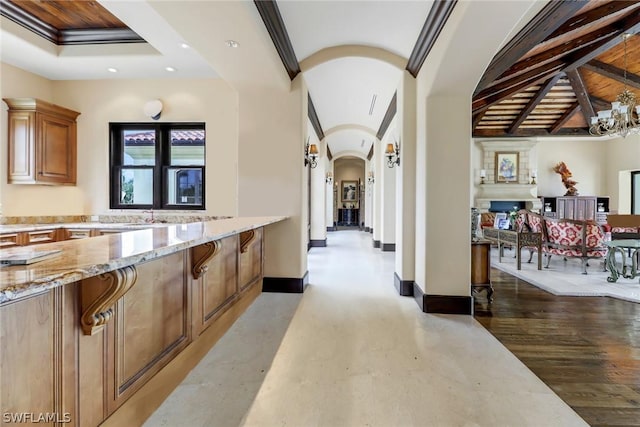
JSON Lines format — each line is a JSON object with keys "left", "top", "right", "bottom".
{"left": 480, "top": 169, "right": 486, "bottom": 184}
{"left": 304, "top": 140, "right": 318, "bottom": 168}
{"left": 385, "top": 142, "right": 400, "bottom": 168}
{"left": 367, "top": 171, "right": 375, "bottom": 184}
{"left": 530, "top": 169, "right": 537, "bottom": 185}
{"left": 326, "top": 172, "right": 333, "bottom": 183}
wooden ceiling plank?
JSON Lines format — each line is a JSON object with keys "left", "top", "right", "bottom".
{"left": 550, "top": 102, "right": 581, "bottom": 134}
{"left": 582, "top": 59, "right": 640, "bottom": 90}
{"left": 563, "top": 12, "right": 640, "bottom": 71}
{"left": 565, "top": 69, "right": 595, "bottom": 122}
{"left": 474, "top": 0, "right": 587, "bottom": 94}
{"left": 473, "top": 61, "right": 564, "bottom": 113}
{"left": 507, "top": 74, "right": 561, "bottom": 134}
{"left": 545, "top": 1, "right": 640, "bottom": 41}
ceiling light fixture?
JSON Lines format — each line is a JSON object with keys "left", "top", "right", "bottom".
{"left": 225, "top": 40, "right": 239, "bottom": 48}
{"left": 165, "top": 66, "right": 176, "bottom": 72}
{"left": 180, "top": 43, "right": 190, "bottom": 49}
{"left": 107, "top": 67, "right": 118, "bottom": 73}
{"left": 589, "top": 34, "right": 640, "bottom": 138}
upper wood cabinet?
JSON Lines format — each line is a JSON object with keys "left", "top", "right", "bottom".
{"left": 4, "top": 98, "right": 80, "bottom": 185}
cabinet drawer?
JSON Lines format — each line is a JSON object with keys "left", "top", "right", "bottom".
{"left": 65, "top": 228, "right": 93, "bottom": 240}
{"left": 0, "top": 233, "right": 22, "bottom": 248}
{"left": 27, "top": 229, "right": 58, "bottom": 245}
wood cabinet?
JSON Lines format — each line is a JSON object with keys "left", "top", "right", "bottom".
{"left": 4, "top": 98, "right": 80, "bottom": 185}
{"left": 0, "top": 226, "right": 265, "bottom": 427}
{"left": 540, "top": 196, "right": 609, "bottom": 224}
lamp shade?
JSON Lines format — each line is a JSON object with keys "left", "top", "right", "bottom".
{"left": 309, "top": 143, "right": 319, "bottom": 155}
{"left": 385, "top": 143, "right": 395, "bottom": 154}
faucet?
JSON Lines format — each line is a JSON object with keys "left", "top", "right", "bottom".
{"left": 142, "top": 209, "right": 155, "bottom": 223}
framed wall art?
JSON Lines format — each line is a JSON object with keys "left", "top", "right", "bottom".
{"left": 341, "top": 180, "right": 358, "bottom": 202}
{"left": 495, "top": 152, "right": 519, "bottom": 183}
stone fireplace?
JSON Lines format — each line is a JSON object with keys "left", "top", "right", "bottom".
{"left": 475, "top": 140, "right": 542, "bottom": 212}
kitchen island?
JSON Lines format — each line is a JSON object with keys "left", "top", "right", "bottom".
{"left": 0, "top": 216, "right": 286, "bottom": 426}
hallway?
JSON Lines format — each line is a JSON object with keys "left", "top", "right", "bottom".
{"left": 145, "top": 230, "right": 586, "bottom": 427}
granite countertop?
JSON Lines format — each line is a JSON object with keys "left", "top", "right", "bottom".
{"left": 0, "top": 216, "right": 287, "bottom": 304}
{"left": 0, "top": 222, "right": 172, "bottom": 233}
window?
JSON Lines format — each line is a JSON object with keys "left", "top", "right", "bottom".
{"left": 633, "top": 171, "right": 640, "bottom": 214}
{"left": 110, "top": 123, "right": 205, "bottom": 209}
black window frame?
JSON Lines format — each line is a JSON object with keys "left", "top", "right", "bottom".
{"left": 110, "top": 122, "right": 206, "bottom": 210}
{"left": 633, "top": 170, "right": 640, "bottom": 215}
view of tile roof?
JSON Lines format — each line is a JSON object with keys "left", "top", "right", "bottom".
{"left": 124, "top": 130, "right": 205, "bottom": 145}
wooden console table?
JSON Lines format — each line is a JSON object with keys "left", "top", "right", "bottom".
{"left": 482, "top": 228, "right": 542, "bottom": 270}
{"left": 471, "top": 241, "right": 493, "bottom": 301}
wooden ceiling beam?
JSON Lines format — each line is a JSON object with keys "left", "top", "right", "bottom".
{"left": 565, "top": 69, "right": 595, "bottom": 123}
{"left": 308, "top": 94, "right": 325, "bottom": 141}
{"left": 473, "top": 127, "right": 589, "bottom": 138}
{"left": 590, "top": 95, "right": 613, "bottom": 111}
{"left": 254, "top": 0, "right": 301, "bottom": 80}
{"left": 376, "top": 92, "right": 397, "bottom": 140}
{"left": 406, "top": 0, "right": 457, "bottom": 77}
{"left": 507, "top": 74, "right": 562, "bottom": 134}
{"left": 474, "top": 0, "right": 586, "bottom": 95}
{"left": 582, "top": 60, "right": 640, "bottom": 90}
{"left": 495, "top": 23, "right": 622, "bottom": 83}
{"left": 544, "top": 1, "right": 640, "bottom": 41}
{"left": 550, "top": 102, "right": 580, "bottom": 134}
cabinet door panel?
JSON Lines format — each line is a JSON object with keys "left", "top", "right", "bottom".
{"left": 239, "top": 227, "right": 263, "bottom": 291}
{"left": 38, "top": 114, "right": 76, "bottom": 184}
{"left": 7, "top": 111, "right": 36, "bottom": 183}
{"left": 108, "top": 251, "right": 190, "bottom": 412}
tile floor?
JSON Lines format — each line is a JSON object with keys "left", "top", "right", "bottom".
{"left": 145, "top": 230, "right": 588, "bottom": 427}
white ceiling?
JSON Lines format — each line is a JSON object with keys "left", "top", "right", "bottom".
{"left": 0, "top": 0, "right": 434, "bottom": 158}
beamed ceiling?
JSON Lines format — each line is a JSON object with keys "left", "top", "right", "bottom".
{"left": 1, "top": 0, "right": 639, "bottom": 144}
{"left": 473, "top": 0, "right": 640, "bottom": 138}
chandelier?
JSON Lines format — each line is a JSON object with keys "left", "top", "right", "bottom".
{"left": 589, "top": 34, "right": 640, "bottom": 138}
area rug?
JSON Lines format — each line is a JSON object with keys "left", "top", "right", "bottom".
{"left": 488, "top": 248, "right": 640, "bottom": 303}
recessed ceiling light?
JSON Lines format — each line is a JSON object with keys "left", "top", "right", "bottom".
{"left": 180, "top": 43, "right": 190, "bottom": 49}
{"left": 225, "top": 40, "right": 239, "bottom": 48}
{"left": 165, "top": 66, "right": 176, "bottom": 72}
{"left": 107, "top": 67, "right": 118, "bottom": 73}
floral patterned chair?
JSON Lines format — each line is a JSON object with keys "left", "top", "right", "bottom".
{"left": 542, "top": 217, "right": 607, "bottom": 274}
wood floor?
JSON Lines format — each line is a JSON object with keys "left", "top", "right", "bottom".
{"left": 474, "top": 268, "right": 640, "bottom": 427}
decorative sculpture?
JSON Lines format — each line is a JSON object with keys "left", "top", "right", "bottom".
{"left": 553, "top": 161, "right": 579, "bottom": 196}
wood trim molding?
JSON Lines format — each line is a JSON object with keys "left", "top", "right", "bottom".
{"left": 327, "top": 145, "right": 333, "bottom": 161}
{"left": 80, "top": 266, "right": 137, "bottom": 335}
{"left": 367, "top": 144, "right": 374, "bottom": 161}
{"left": 239, "top": 230, "right": 256, "bottom": 254}
{"left": 381, "top": 243, "right": 396, "bottom": 252}
{"left": 373, "top": 240, "right": 381, "bottom": 249}
{"left": 394, "top": 272, "right": 414, "bottom": 297}
{"left": 327, "top": 226, "right": 336, "bottom": 232}
{"left": 308, "top": 94, "right": 325, "bottom": 140}
{"left": 406, "top": 0, "right": 458, "bottom": 78}
{"left": 423, "top": 295, "right": 473, "bottom": 315}
{"left": 376, "top": 92, "right": 397, "bottom": 140}
{"left": 191, "top": 241, "right": 221, "bottom": 279}
{"left": 263, "top": 271, "right": 309, "bottom": 293}
{"left": 254, "top": 0, "right": 301, "bottom": 80}
{"left": 0, "top": 0, "right": 144, "bottom": 45}
{"left": 309, "top": 239, "right": 327, "bottom": 247}
{"left": 412, "top": 284, "right": 472, "bottom": 314}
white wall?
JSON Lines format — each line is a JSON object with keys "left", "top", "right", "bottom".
{"left": 605, "top": 133, "right": 640, "bottom": 212}
{"left": 1, "top": 62, "right": 239, "bottom": 217}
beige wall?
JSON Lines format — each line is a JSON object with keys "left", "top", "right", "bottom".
{"left": 334, "top": 158, "right": 364, "bottom": 209}
{"left": 1, "top": 62, "right": 239, "bottom": 217}
{"left": 535, "top": 138, "right": 606, "bottom": 199}
{"left": 605, "top": 133, "right": 640, "bottom": 212}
